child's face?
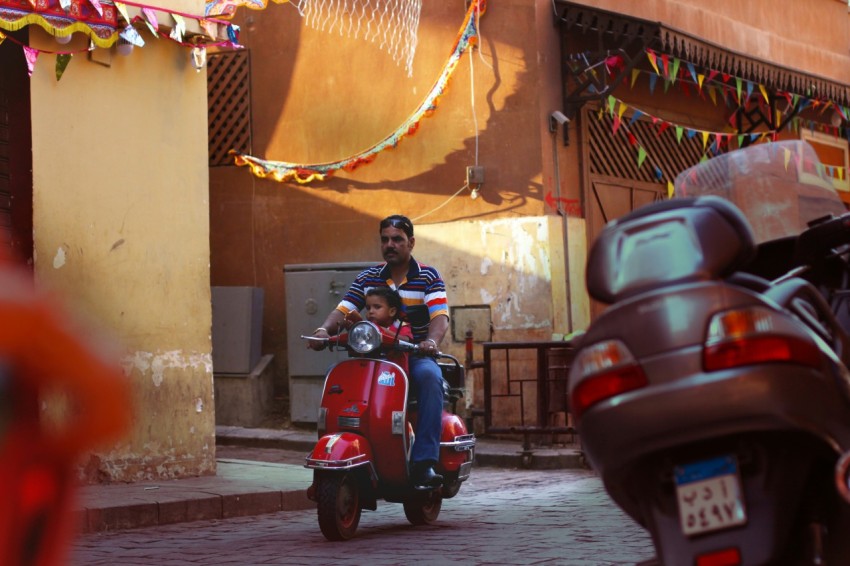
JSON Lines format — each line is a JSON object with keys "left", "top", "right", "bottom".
{"left": 365, "top": 295, "right": 397, "bottom": 326}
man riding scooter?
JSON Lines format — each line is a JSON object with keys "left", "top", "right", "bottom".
{"left": 309, "top": 214, "right": 449, "bottom": 489}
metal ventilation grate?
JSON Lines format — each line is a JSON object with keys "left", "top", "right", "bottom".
{"left": 587, "top": 107, "right": 705, "bottom": 185}
{"left": 207, "top": 50, "right": 252, "bottom": 167}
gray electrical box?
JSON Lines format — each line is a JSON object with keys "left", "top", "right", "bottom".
{"left": 211, "top": 286, "right": 264, "bottom": 374}
{"left": 284, "top": 262, "right": 375, "bottom": 423}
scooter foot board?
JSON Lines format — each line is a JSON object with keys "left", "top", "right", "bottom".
{"left": 674, "top": 455, "right": 747, "bottom": 536}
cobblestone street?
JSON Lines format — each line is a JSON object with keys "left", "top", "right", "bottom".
{"left": 71, "top": 448, "right": 654, "bottom": 565}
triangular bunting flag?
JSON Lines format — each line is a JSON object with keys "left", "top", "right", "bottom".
{"left": 55, "top": 53, "right": 72, "bottom": 81}
{"left": 115, "top": 2, "right": 130, "bottom": 24}
{"left": 142, "top": 8, "right": 160, "bottom": 35}
{"left": 759, "top": 84, "right": 769, "bottom": 104}
{"left": 697, "top": 73, "right": 705, "bottom": 90}
{"left": 23, "top": 46, "right": 38, "bottom": 76}
{"left": 630, "top": 68, "right": 639, "bottom": 88}
{"left": 708, "top": 86, "right": 717, "bottom": 106}
{"left": 629, "top": 110, "right": 643, "bottom": 126}
{"left": 735, "top": 78, "right": 743, "bottom": 104}
{"left": 675, "top": 126, "right": 683, "bottom": 143}
{"left": 649, "top": 74, "right": 658, "bottom": 95}
{"left": 707, "top": 70, "right": 719, "bottom": 83}
{"left": 670, "top": 58, "right": 680, "bottom": 85}
{"left": 120, "top": 25, "right": 145, "bottom": 47}
{"left": 170, "top": 13, "right": 186, "bottom": 42}
{"left": 654, "top": 166, "right": 663, "bottom": 180}
{"left": 612, "top": 114, "right": 621, "bottom": 135}
{"left": 687, "top": 62, "right": 698, "bottom": 84}
{"left": 701, "top": 130, "right": 709, "bottom": 150}
{"left": 657, "top": 122, "right": 670, "bottom": 136}
{"left": 667, "top": 181, "right": 675, "bottom": 198}
{"left": 618, "top": 103, "right": 628, "bottom": 120}
{"left": 745, "top": 81, "right": 754, "bottom": 103}
{"left": 627, "top": 132, "right": 637, "bottom": 146}
{"left": 89, "top": 0, "right": 103, "bottom": 16}
{"left": 661, "top": 53, "right": 669, "bottom": 78}
{"left": 647, "top": 50, "right": 660, "bottom": 75}
{"left": 737, "top": 134, "right": 744, "bottom": 147}
{"left": 637, "top": 146, "right": 647, "bottom": 169}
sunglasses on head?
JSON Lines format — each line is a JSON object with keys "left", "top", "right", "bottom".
{"left": 380, "top": 218, "right": 412, "bottom": 234}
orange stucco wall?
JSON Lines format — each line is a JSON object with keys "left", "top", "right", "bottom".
{"left": 578, "top": 0, "right": 850, "bottom": 84}
{"left": 210, "top": 0, "right": 571, "bottom": 398}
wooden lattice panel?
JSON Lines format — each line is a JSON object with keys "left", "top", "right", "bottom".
{"left": 207, "top": 50, "right": 252, "bottom": 167}
{"left": 587, "top": 106, "right": 705, "bottom": 185}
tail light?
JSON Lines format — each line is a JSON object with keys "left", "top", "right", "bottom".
{"left": 704, "top": 307, "right": 821, "bottom": 372}
{"left": 696, "top": 547, "right": 741, "bottom": 566}
{"left": 570, "top": 340, "right": 648, "bottom": 420}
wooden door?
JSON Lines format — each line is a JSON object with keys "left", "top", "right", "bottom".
{"left": 0, "top": 29, "right": 33, "bottom": 268}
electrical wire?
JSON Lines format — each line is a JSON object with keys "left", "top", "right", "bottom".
{"left": 411, "top": 183, "right": 471, "bottom": 223}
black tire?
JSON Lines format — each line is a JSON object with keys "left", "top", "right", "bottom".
{"left": 441, "top": 472, "right": 462, "bottom": 499}
{"left": 316, "top": 474, "right": 361, "bottom": 541}
{"left": 403, "top": 490, "right": 442, "bottom": 525}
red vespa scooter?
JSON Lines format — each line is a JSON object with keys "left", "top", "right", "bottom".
{"left": 302, "top": 318, "right": 475, "bottom": 541}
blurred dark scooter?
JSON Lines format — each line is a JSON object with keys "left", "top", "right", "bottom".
{"left": 569, "top": 141, "right": 850, "bottom": 565}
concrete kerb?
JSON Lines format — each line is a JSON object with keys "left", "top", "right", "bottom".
{"left": 76, "top": 427, "right": 585, "bottom": 534}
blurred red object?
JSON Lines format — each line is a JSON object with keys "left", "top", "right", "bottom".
{"left": 0, "top": 245, "right": 132, "bottom": 566}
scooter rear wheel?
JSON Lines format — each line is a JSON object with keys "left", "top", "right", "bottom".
{"left": 316, "top": 473, "right": 361, "bottom": 541}
{"left": 403, "top": 490, "right": 442, "bottom": 525}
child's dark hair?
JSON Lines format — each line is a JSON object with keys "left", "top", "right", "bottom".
{"left": 366, "top": 287, "right": 404, "bottom": 318}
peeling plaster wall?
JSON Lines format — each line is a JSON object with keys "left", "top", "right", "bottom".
{"left": 29, "top": 29, "right": 214, "bottom": 482}
{"left": 417, "top": 215, "right": 590, "bottom": 344}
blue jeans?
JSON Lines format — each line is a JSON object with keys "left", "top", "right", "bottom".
{"left": 408, "top": 355, "right": 443, "bottom": 464}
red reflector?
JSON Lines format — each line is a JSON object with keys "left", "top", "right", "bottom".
{"left": 696, "top": 547, "right": 741, "bottom": 566}
{"left": 704, "top": 335, "right": 821, "bottom": 372}
{"left": 571, "top": 366, "right": 648, "bottom": 419}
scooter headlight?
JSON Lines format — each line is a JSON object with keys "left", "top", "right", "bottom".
{"left": 348, "top": 321, "right": 383, "bottom": 354}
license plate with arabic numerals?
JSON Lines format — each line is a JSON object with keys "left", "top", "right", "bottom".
{"left": 674, "top": 455, "right": 747, "bottom": 536}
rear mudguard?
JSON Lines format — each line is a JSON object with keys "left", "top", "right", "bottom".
{"left": 305, "top": 432, "right": 377, "bottom": 484}
{"left": 438, "top": 412, "right": 475, "bottom": 479}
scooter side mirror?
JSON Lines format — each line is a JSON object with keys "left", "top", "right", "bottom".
{"left": 835, "top": 450, "right": 850, "bottom": 504}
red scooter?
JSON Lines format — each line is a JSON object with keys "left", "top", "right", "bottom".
{"left": 302, "top": 318, "right": 475, "bottom": 541}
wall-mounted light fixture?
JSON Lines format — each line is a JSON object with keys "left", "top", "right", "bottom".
{"left": 115, "top": 38, "right": 134, "bottom": 56}
{"left": 191, "top": 45, "right": 207, "bottom": 72}
{"left": 55, "top": 33, "right": 72, "bottom": 45}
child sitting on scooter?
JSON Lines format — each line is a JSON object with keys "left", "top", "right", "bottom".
{"left": 365, "top": 287, "right": 413, "bottom": 343}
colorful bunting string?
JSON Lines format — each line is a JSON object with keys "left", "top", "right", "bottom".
{"left": 0, "top": 0, "right": 241, "bottom": 79}
{"left": 232, "top": 0, "right": 487, "bottom": 184}
{"left": 601, "top": 94, "right": 847, "bottom": 187}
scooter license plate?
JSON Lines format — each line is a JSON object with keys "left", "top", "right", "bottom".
{"left": 674, "top": 455, "right": 747, "bottom": 536}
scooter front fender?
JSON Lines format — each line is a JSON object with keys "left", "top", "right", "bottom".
{"left": 305, "top": 432, "right": 376, "bottom": 478}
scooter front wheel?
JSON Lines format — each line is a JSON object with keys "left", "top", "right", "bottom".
{"left": 403, "top": 490, "right": 442, "bottom": 525}
{"left": 316, "top": 473, "right": 361, "bottom": 541}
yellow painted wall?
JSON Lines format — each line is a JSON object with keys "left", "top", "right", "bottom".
{"left": 29, "top": 26, "right": 214, "bottom": 481}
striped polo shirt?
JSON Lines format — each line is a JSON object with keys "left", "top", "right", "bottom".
{"left": 336, "top": 258, "right": 449, "bottom": 342}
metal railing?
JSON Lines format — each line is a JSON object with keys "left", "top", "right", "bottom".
{"left": 480, "top": 341, "right": 577, "bottom": 454}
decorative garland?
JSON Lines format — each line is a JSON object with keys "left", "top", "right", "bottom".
{"left": 0, "top": 0, "right": 240, "bottom": 78}
{"left": 578, "top": 47, "right": 850, "bottom": 196}
{"left": 232, "top": 0, "right": 487, "bottom": 184}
